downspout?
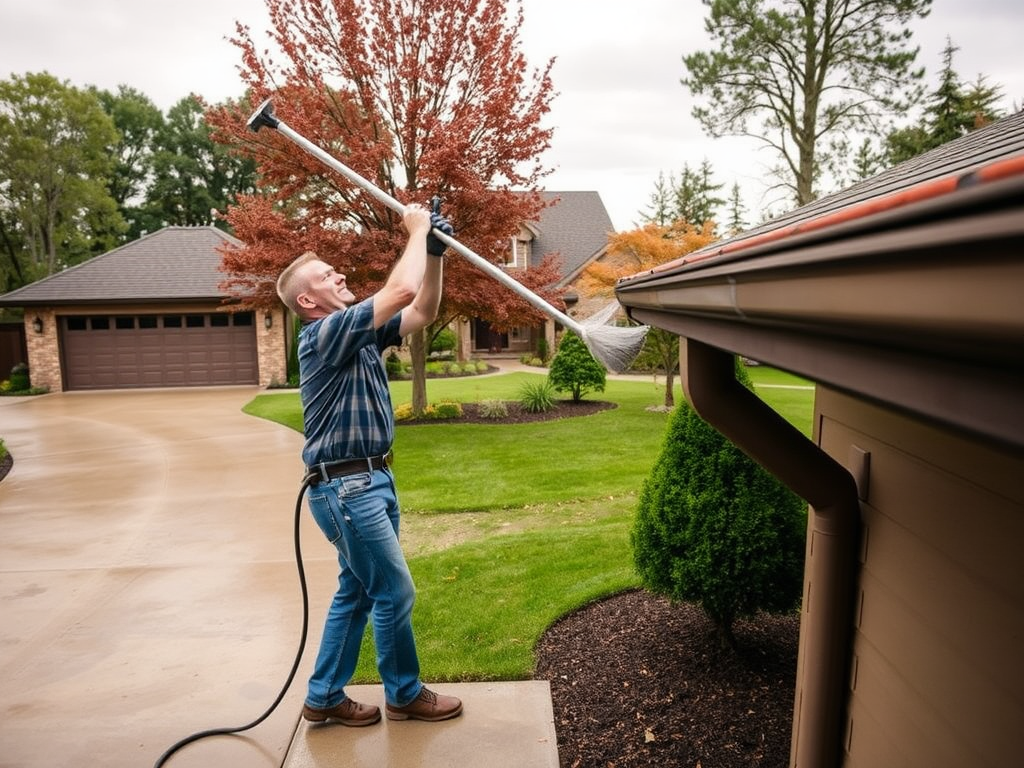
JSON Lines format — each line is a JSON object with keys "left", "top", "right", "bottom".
{"left": 680, "top": 338, "right": 860, "bottom": 768}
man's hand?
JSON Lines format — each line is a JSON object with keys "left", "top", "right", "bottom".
{"left": 426, "top": 197, "right": 454, "bottom": 257}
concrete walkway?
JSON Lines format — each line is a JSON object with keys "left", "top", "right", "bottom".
{"left": 0, "top": 386, "right": 558, "bottom": 768}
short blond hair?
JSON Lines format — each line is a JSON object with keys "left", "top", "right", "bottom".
{"left": 276, "top": 251, "right": 319, "bottom": 316}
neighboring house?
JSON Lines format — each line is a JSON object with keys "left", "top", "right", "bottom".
{"left": 0, "top": 193, "right": 615, "bottom": 390}
{"left": 616, "top": 111, "right": 1023, "bottom": 767}
{"left": 0, "top": 226, "right": 287, "bottom": 392}
{"left": 461, "top": 190, "right": 615, "bottom": 357}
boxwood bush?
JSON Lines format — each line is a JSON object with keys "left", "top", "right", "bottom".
{"left": 631, "top": 360, "right": 807, "bottom": 648}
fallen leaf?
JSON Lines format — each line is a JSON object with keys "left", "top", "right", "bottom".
{"left": 645, "top": 728, "right": 656, "bottom": 743}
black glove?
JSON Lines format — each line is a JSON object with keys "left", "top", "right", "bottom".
{"left": 426, "top": 197, "right": 453, "bottom": 257}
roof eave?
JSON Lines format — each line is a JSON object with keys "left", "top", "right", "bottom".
{"left": 616, "top": 174, "right": 1024, "bottom": 449}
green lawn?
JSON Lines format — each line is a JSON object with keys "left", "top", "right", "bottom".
{"left": 244, "top": 366, "right": 814, "bottom": 680}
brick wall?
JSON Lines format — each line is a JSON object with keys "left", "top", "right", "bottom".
{"left": 258, "top": 307, "right": 288, "bottom": 386}
{"left": 24, "top": 310, "right": 62, "bottom": 392}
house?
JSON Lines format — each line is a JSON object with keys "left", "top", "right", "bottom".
{"left": 0, "top": 226, "right": 287, "bottom": 392}
{"left": 615, "top": 110, "right": 1024, "bottom": 767}
{"left": 0, "top": 191, "right": 615, "bottom": 390}
{"left": 460, "top": 190, "right": 615, "bottom": 357}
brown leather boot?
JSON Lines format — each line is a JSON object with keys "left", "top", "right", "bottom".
{"left": 302, "top": 698, "right": 381, "bottom": 726}
{"left": 385, "top": 687, "right": 463, "bottom": 722}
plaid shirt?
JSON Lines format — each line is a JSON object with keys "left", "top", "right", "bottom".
{"left": 298, "top": 298, "right": 402, "bottom": 467}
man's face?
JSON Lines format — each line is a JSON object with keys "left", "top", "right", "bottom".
{"left": 297, "top": 259, "right": 355, "bottom": 317}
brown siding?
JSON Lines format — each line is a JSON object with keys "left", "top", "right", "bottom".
{"left": 812, "top": 387, "right": 1023, "bottom": 768}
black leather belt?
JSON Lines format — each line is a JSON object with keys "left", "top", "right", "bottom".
{"left": 305, "top": 451, "right": 393, "bottom": 485}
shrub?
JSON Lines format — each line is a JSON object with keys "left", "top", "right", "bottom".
{"left": 393, "top": 402, "right": 415, "bottom": 422}
{"left": 478, "top": 399, "right": 509, "bottom": 419}
{"left": 631, "top": 360, "right": 807, "bottom": 649}
{"left": 474, "top": 361, "right": 490, "bottom": 373}
{"left": 425, "top": 361, "right": 446, "bottom": 376}
{"left": 431, "top": 327, "right": 457, "bottom": 354}
{"left": 430, "top": 400, "right": 463, "bottom": 419}
{"left": 518, "top": 379, "right": 556, "bottom": 413}
{"left": 461, "top": 362, "right": 478, "bottom": 375}
{"left": 548, "top": 331, "right": 606, "bottom": 402}
{"left": 0, "top": 438, "right": 7, "bottom": 461}
{"left": 9, "top": 363, "right": 29, "bottom": 391}
{"left": 385, "top": 350, "right": 403, "bottom": 378}
{"left": 536, "top": 337, "right": 549, "bottom": 363}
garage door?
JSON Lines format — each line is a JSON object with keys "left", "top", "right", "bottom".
{"left": 61, "top": 312, "right": 258, "bottom": 390}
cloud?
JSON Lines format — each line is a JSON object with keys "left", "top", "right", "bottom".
{"left": 2, "top": 0, "right": 1021, "bottom": 231}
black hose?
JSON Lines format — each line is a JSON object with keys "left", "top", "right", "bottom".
{"left": 152, "top": 475, "right": 314, "bottom": 767}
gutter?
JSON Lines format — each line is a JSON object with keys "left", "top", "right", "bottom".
{"left": 679, "top": 338, "right": 860, "bottom": 768}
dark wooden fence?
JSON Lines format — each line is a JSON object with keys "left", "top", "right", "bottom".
{"left": 0, "top": 322, "right": 28, "bottom": 381}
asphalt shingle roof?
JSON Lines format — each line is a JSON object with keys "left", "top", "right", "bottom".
{"left": 0, "top": 226, "right": 243, "bottom": 307}
{"left": 0, "top": 193, "right": 615, "bottom": 307}
{"left": 696, "top": 108, "right": 1024, "bottom": 257}
{"left": 530, "top": 191, "right": 615, "bottom": 282}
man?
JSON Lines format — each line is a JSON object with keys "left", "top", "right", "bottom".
{"left": 275, "top": 201, "right": 462, "bottom": 726}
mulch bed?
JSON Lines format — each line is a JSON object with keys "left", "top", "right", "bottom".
{"left": 398, "top": 399, "right": 616, "bottom": 425}
{"left": 534, "top": 589, "right": 800, "bottom": 768}
{"left": 0, "top": 452, "right": 11, "bottom": 483}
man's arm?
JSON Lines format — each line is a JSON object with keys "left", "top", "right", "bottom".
{"left": 372, "top": 204, "right": 433, "bottom": 329}
{"left": 398, "top": 254, "right": 443, "bottom": 336}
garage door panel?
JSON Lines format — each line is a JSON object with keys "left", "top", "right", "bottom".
{"left": 61, "top": 313, "right": 258, "bottom": 390}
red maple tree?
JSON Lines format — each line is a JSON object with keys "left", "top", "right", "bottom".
{"left": 205, "top": 0, "right": 562, "bottom": 410}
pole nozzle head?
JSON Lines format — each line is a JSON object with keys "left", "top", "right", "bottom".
{"left": 246, "top": 98, "right": 279, "bottom": 133}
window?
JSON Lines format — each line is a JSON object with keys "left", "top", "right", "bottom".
{"left": 210, "top": 314, "right": 230, "bottom": 327}
{"left": 90, "top": 316, "right": 110, "bottom": 330}
{"left": 185, "top": 314, "right": 205, "bottom": 328}
{"left": 163, "top": 316, "right": 182, "bottom": 328}
{"left": 115, "top": 317, "right": 135, "bottom": 330}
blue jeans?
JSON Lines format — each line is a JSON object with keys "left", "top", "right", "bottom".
{"left": 304, "top": 468, "right": 423, "bottom": 708}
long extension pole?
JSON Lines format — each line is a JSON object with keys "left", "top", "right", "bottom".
{"left": 246, "top": 99, "right": 647, "bottom": 372}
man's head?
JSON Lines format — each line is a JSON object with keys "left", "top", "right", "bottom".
{"left": 276, "top": 251, "right": 356, "bottom": 321}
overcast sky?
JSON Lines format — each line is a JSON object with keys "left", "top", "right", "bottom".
{"left": 2, "top": 0, "right": 1021, "bottom": 231}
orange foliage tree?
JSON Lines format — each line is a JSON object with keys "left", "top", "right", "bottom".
{"left": 205, "top": 0, "right": 561, "bottom": 412}
{"left": 582, "top": 220, "right": 717, "bottom": 406}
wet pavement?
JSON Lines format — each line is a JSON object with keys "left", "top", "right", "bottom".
{"left": 0, "top": 387, "right": 557, "bottom": 767}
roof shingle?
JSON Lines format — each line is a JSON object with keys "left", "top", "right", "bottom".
{"left": 0, "top": 226, "right": 242, "bottom": 307}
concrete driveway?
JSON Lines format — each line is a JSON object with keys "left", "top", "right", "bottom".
{"left": 0, "top": 387, "right": 557, "bottom": 768}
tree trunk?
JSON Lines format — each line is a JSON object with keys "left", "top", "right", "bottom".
{"left": 663, "top": 367, "right": 676, "bottom": 408}
{"left": 410, "top": 327, "right": 428, "bottom": 415}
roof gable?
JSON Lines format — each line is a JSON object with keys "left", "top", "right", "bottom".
{"left": 529, "top": 191, "right": 615, "bottom": 280}
{"left": 0, "top": 226, "right": 243, "bottom": 307}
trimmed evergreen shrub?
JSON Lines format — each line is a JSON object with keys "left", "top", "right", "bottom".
{"left": 430, "top": 327, "right": 457, "bottom": 353}
{"left": 547, "top": 331, "right": 606, "bottom": 402}
{"left": 385, "top": 350, "right": 403, "bottom": 378}
{"left": 9, "top": 363, "right": 29, "bottom": 391}
{"left": 631, "top": 361, "right": 807, "bottom": 648}
{"left": 536, "top": 337, "right": 549, "bottom": 363}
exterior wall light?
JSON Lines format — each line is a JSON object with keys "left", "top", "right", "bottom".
{"left": 264, "top": 312, "right": 273, "bottom": 329}
{"left": 32, "top": 316, "right": 43, "bottom": 334}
